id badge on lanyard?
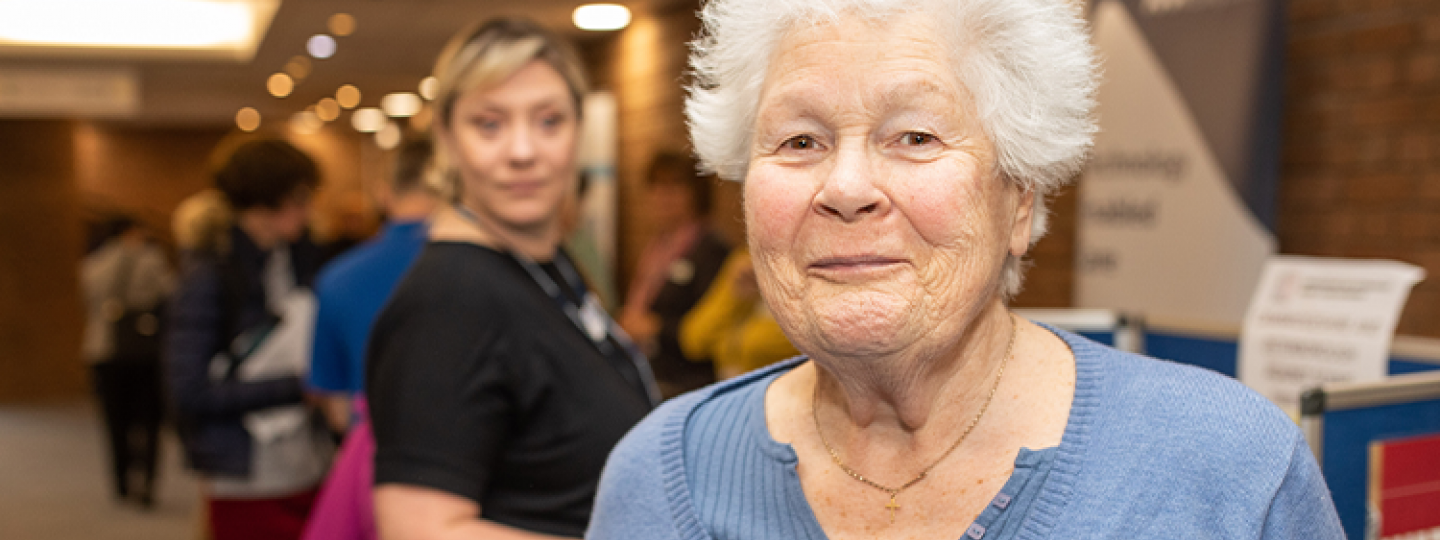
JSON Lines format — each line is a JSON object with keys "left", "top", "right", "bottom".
{"left": 451, "top": 204, "right": 660, "bottom": 405}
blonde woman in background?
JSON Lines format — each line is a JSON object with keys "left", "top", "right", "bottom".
{"left": 366, "top": 18, "right": 658, "bottom": 540}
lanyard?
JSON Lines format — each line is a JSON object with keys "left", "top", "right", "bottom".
{"left": 454, "top": 205, "right": 661, "bottom": 405}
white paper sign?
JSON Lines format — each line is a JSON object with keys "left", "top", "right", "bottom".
{"left": 1239, "top": 256, "right": 1424, "bottom": 413}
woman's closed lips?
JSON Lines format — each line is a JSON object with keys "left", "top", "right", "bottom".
{"left": 807, "top": 254, "right": 907, "bottom": 277}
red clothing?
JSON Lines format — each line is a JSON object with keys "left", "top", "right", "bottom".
{"left": 208, "top": 488, "right": 317, "bottom": 540}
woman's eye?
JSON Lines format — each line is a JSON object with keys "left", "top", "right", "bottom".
{"left": 472, "top": 117, "right": 501, "bottom": 132}
{"left": 901, "top": 132, "right": 937, "bottom": 146}
{"left": 540, "top": 113, "right": 565, "bottom": 129}
{"left": 781, "top": 135, "right": 819, "bottom": 152}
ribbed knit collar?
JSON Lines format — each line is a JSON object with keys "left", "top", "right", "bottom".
{"left": 655, "top": 322, "right": 1106, "bottom": 540}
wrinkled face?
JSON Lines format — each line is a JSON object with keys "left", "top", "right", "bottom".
{"left": 744, "top": 12, "right": 1034, "bottom": 362}
{"left": 442, "top": 60, "right": 578, "bottom": 235}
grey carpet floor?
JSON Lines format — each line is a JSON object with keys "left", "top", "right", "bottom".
{"left": 0, "top": 400, "right": 202, "bottom": 540}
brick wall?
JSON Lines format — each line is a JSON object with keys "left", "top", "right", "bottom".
{"left": 1283, "top": 0, "right": 1440, "bottom": 337}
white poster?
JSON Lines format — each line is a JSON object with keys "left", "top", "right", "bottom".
{"left": 1238, "top": 256, "right": 1424, "bottom": 414}
{"left": 573, "top": 92, "right": 619, "bottom": 307}
{"left": 1077, "top": 0, "right": 1277, "bottom": 326}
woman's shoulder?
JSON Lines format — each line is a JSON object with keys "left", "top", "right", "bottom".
{"left": 621, "top": 358, "right": 804, "bottom": 453}
{"left": 1068, "top": 331, "right": 1298, "bottom": 442}
{"left": 591, "top": 359, "right": 804, "bottom": 539}
{"left": 604, "top": 359, "right": 802, "bottom": 472}
{"left": 1041, "top": 328, "right": 1341, "bottom": 537}
{"left": 368, "top": 244, "right": 520, "bottom": 345}
{"left": 389, "top": 243, "right": 518, "bottom": 303}
{"left": 1054, "top": 328, "right": 1304, "bottom": 478}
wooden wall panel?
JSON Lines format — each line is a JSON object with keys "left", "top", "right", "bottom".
{"left": 0, "top": 120, "right": 87, "bottom": 401}
{"left": 0, "top": 120, "right": 372, "bottom": 402}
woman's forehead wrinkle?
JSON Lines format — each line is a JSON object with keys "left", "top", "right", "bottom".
{"left": 873, "top": 77, "right": 959, "bottom": 111}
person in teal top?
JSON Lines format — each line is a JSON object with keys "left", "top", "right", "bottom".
{"left": 588, "top": 0, "right": 1343, "bottom": 538}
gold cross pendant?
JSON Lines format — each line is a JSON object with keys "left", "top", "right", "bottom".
{"left": 885, "top": 494, "right": 900, "bottom": 523}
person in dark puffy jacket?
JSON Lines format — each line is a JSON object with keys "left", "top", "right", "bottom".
{"left": 166, "top": 136, "right": 326, "bottom": 540}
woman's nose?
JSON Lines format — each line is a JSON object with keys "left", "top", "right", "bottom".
{"left": 813, "top": 146, "right": 888, "bottom": 222}
{"left": 507, "top": 123, "right": 538, "bottom": 167}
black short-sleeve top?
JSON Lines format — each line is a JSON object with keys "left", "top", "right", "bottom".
{"left": 367, "top": 242, "right": 654, "bottom": 537}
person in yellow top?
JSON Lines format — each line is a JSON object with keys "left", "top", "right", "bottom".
{"left": 680, "top": 249, "right": 798, "bottom": 380}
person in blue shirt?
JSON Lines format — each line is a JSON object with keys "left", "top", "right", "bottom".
{"left": 300, "top": 137, "right": 438, "bottom": 540}
{"left": 307, "top": 137, "right": 438, "bottom": 433}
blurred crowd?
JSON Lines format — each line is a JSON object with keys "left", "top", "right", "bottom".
{"left": 78, "top": 16, "right": 794, "bottom": 540}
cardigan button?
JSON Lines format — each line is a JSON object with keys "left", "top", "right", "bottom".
{"left": 992, "top": 493, "right": 1012, "bottom": 510}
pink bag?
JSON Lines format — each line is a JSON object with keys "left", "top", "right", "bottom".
{"left": 301, "top": 399, "right": 375, "bottom": 540}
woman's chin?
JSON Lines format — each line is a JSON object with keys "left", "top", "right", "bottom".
{"left": 493, "top": 207, "right": 560, "bottom": 234}
{"left": 801, "top": 291, "right": 917, "bottom": 360}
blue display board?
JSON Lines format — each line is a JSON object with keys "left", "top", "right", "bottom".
{"left": 1320, "top": 399, "right": 1440, "bottom": 540}
{"left": 1141, "top": 330, "right": 1440, "bottom": 379}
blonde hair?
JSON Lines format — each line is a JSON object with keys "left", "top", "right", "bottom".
{"left": 172, "top": 188, "right": 233, "bottom": 254}
{"left": 429, "top": 17, "right": 588, "bottom": 201}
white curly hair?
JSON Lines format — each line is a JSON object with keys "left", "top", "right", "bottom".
{"left": 685, "top": 0, "right": 1099, "bottom": 298}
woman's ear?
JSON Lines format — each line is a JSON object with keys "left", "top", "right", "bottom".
{"left": 1008, "top": 187, "right": 1036, "bottom": 258}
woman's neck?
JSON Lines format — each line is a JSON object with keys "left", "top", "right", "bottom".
{"left": 435, "top": 203, "right": 560, "bottom": 261}
{"left": 811, "top": 302, "right": 1016, "bottom": 433}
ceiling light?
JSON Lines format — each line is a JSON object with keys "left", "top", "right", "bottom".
{"left": 336, "top": 85, "right": 361, "bottom": 109}
{"left": 284, "top": 56, "right": 312, "bottom": 80}
{"left": 235, "top": 107, "right": 260, "bottom": 132}
{"left": 328, "top": 13, "right": 355, "bottom": 37}
{"left": 267, "top": 72, "right": 293, "bottom": 97}
{"left": 0, "top": 0, "right": 279, "bottom": 61}
{"left": 381, "top": 92, "right": 422, "bottom": 118}
{"left": 376, "top": 122, "right": 401, "bottom": 150}
{"left": 307, "top": 34, "right": 336, "bottom": 59}
{"left": 351, "top": 107, "right": 386, "bottom": 133}
{"left": 316, "top": 98, "right": 340, "bottom": 121}
{"left": 418, "top": 76, "right": 438, "bottom": 101}
{"left": 291, "top": 110, "right": 322, "bottom": 135}
{"left": 573, "top": 4, "right": 630, "bottom": 31}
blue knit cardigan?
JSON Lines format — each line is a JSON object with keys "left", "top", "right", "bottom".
{"left": 587, "top": 325, "right": 1344, "bottom": 540}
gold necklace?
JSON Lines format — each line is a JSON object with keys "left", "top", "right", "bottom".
{"left": 811, "top": 313, "right": 1017, "bottom": 524}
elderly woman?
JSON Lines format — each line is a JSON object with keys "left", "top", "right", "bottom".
{"left": 366, "top": 17, "right": 658, "bottom": 540}
{"left": 588, "top": 1, "right": 1344, "bottom": 539}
